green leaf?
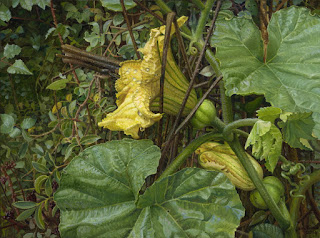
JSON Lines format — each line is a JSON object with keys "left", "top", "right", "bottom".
{"left": 257, "top": 107, "right": 282, "bottom": 123}
{"left": 135, "top": 169, "right": 245, "bottom": 237}
{"left": 46, "top": 79, "right": 69, "bottom": 90}
{"left": 249, "top": 211, "right": 268, "bottom": 227}
{"left": 279, "top": 112, "right": 315, "bottom": 150}
{"left": 4, "top": 44, "right": 21, "bottom": 59}
{"left": 36, "top": 0, "right": 50, "bottom": 10}
{"left": 65, "top": 142, "right": 78, "bottom": 160}
{"left": 34, "top": 175, "right": 48, "bottom": 194}
{"left": 22, "top": 130, "right": 33, "bottom": 142}
{"left": 21, "top": 117, "right": 36, "bottom": 129}
{"left": 20, "top": 0, "right": 33, "bottom": 11}
{"left": 251, "top": 223, "right": 284, "bottom": 238}
{"left": 16, "top": 207, "right": 36, "bottom": 221}
{"left": 19, "top": 142, "right": 29, "bottom": 158}
{"left": 100, "top": 0, "right": 136, "bottom": 12}
{"left": 35, "top": 205, "right": 45, "bottom": 230}
{"left": 212, "top": 7, "right": 320, "bottom": 114}
{"left": 9, "top": 127, "right": 21, "bottom": 138}
{"left": 13, "top": 201, "right": 37, "bottom": 209}
{"left": 0, "top": 3, "right": 11, "bottom": 22}
{"left": 7, "top": 59, "right": 33, "bottom": 75}
{"left": 32, "top": 161, "right": 49, "bottom": 174}
{"left": 55, "top": 140, "right": 244, "bottom": 237}
{"left": 80, "top": 135, "right": 101, "bottom": 145}
{"left": 0, "top": 114, "right": 15, "bottom": 134}
{"left": 45, "top": 177, "right": 52, "bottom": 197}
{"left": 245, "top": 120, "right": 282, "bottom": 172}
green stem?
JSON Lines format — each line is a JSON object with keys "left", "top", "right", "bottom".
{"left": 278, "top": 198, "right": 296, "bottom": 238}
{"left": 158, "top": 132, "right": 223, "bottom": 180}
{"left": 192, "top": 0, "right": 205, "bottom": 10}
{"left": 228, "top": 137, "right": 291, "bottom": 230}
{"left": 289, "top": 169, "right": 320, "bottom": 232}
{"left": 223, "top": 118, "right": 258, "bottom": 139}
{"left": 195, "top": 42, "right": 221, "bottom": 77}
{"left": 219, "top": 81, "right": 233, "bottom": 123}
{"left": 193, "top": 0, "right": 216, "bottom": 42}
{"left": 155, "top": 0, "right": 220, "bottom": 78}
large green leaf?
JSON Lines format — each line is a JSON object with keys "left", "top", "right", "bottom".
{"left": 136, "top": 168, "right": 245, "bottom": 238}
{"left": 54, "top": 140, "right": 244, "bottom": 238}
{"left": 279, "top": 112, "right": 315, "bottom": 150}
{"left": 212, "top": 7, "right": 320, "bottom": 114}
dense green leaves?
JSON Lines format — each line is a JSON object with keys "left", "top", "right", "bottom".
{"left": 54, "top": 140, "right": 244, "bottom": 238}
{"left": 212, "top": 7, "right": 320, "bottom": 115}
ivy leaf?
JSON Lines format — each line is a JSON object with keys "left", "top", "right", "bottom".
{"left": 100, "top": 0, "right": 136, "bottom": 12}
{"left": 0, "top": 114, "right": 15, "bottom": 134}
{"left": 4, "top": 44, "right": 21, "bottom": 59}
{"left": 36, "top": 0, "right": 50, "bottom": 10}
{"left": 257, "top": 107, "right": 282, "bottom": 123}
{"left": 245, "top": 120, "right": 282, "bottom": 172}
{"left": 20, "top": 0, "right": 33, "bottom": 11}
{"left": 0, "top": 3, "right": 11, "bottom": 22}
{"left": 46, "top": 79, "right": 69, "bottom": 90}
{"left": 21, "top": 117, "right": 36, "bottom": 129}
{"left": 279, "top": 113, "right": 315, "bottom": 150}
{"left": 212, "top": 7, "right": 320, "bottom": 115}
{"left": 7, "top": 60, "right": 33, "bottom": 75}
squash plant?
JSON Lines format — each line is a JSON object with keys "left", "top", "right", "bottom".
{"left": 1, "top": 0, "right": 320, "bottom": 237}
{"left": 54, "top": 3, "right": 320, "bottom": 238}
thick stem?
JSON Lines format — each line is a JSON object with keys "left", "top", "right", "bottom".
{"left": 290, "top": 169, "right": 320, "bottom": 232}
{"left": 223, "top": 118, "right": 258, "bottom": 139}
{"left": 228, "top": 138, "right": 291, "bottom": 230}
{"left": 158, "top": 132, "right": 223, "bottom": 180}
{"left": 192, "top": 0, "right": 216, "bottom": 44}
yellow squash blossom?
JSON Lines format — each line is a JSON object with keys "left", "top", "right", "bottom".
{"left": 98, "top": 17, "right": 197, "bottom": 139}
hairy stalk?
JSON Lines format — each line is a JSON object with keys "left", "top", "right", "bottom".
{"left": 223, "top": 118, "right": 258, "bottom": 140}
{"left": 189, "top": 0, "right": 216, "bottom": 53}
{"left": 158, "top": 132, "right": 223, "bottom": 180}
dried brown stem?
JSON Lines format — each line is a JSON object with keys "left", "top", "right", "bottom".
{"left": 157, "top": 12, "right": 175, "bottom": 147}
{"left": 161, "top": 0, "right": 222, "bottom": 159}
{"left": 120, "top": 0, "right": 141, "bottom": 59}
{"left": 133, "top": 0, "right": 166, "bottom": 24}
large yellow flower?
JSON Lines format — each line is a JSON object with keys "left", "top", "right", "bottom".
{"left": 98, "top": 17, "right": 197, "bottom": 139}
